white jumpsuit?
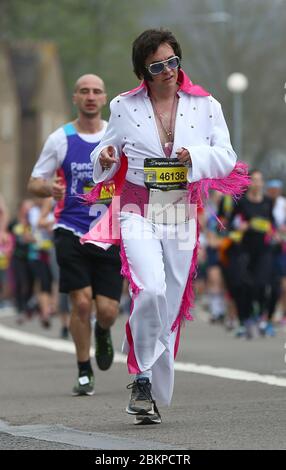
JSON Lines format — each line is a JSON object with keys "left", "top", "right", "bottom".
{"left": 90, "top": 72, "right": 237, "bottom": 404}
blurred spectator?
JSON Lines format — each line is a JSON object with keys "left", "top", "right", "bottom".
{"left": 225, "top": 170, "right": 274, "bottom": 338}
{"left": 204, "top": 191, "right": 226, "bottom": 323}
{"left": 9, "top": 200, "right": 35, "bottom": 322}
{"left": 265, "top": 179, "right": 286, "bottom": 327}
{"left": 38, "top": 197, "right": 70, "bottom": 338}
{"left": 28, "top": 198, "right": 54, "bottom": 328}
{"left": 0, "top": 194, "right": 13, "bottom": 307}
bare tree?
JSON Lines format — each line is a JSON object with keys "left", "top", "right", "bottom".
{"left": 1, "top": 0, "right": 285, "bottom": 167}
{"left": 155, "top": 0, "right": 286, "bottom": 165}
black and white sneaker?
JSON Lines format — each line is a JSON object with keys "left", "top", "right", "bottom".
{"left": 126, "top": 378, "right": 162, "bottom": 425}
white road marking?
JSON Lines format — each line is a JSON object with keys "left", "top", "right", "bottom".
{"left": 0, "top": 310, "right": 15, "bottom": 319}
{"left": 174, "top": 361, "right": 286, "bottom": 387}
{"left": 1, "top": 323, "right": 286, "bottom": 388}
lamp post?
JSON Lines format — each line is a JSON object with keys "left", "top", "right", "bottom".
{"left": 226, "top": 73, "right": 248, "bottom": 158}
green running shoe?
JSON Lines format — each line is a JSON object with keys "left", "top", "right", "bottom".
{"left": 72, "top": 371, "right": 95, "bottom": 396}
{"left": 95, "top": 324, "right": 114, "bottom": 371}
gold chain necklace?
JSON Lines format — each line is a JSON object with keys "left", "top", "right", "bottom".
{"left": 150, "top": 94, "right": 177, "bottom": 141}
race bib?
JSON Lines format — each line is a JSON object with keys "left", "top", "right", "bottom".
{"left": 0, "top": 252, "right": 9, "bottom": 270}
{"left": 146, "top": 189, "right": 191, "bottom": 225}
{"left": 39, "top": 239, "right": 53, "bottom": 251}
{"left": 229, "top": 230, "right": 243, "bottom": 243}
{"left": 249, "top": 217, "right": 271, "bottom": 233}
{"left": 144, "top": 158, "right": 187, "bottom": 191}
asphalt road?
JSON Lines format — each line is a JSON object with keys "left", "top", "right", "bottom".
{"left": 0, "top": 306, "right": 285, "bottom": 450}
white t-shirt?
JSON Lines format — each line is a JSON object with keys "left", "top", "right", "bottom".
{"left": 273, "top": 195, "right": 286, "bottom": 228}
{"left": 31, "top": 121, "right": 108, "bottom": 179}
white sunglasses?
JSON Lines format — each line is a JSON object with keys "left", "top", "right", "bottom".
{"left": 146, "top": 56, "right": 180, "bottom": 76}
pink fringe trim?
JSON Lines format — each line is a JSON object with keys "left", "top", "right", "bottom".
{"left": 171, "top": 222, "right": 199, "bottom": 358}
{"left": 171, "top": 160, "right": 250, "bottom": 357}
{"left": 120, "top": 241, "right": 141, "bottom": 298}
{"left": 120, "top": 240, "right": 142, "bottom": 374}
{"left": 171, "top": 227, "right": 198, "bottom": 334}
{"left": 189, "top": 161, "right": 250, "bottom": 208}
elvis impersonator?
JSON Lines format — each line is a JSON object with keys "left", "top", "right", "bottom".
{"left": 81, "top": 29, "right": 249, "bottom": 425}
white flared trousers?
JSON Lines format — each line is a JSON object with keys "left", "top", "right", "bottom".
{"left": 120, "top": 212, "right": 195, "bottom": 405}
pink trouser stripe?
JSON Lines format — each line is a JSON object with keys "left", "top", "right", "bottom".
{"left": 120, "top": 240, "right": 141, "bottom": 374}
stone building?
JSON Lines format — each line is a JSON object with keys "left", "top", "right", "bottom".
{"left": 0, "top": 41, "right": 70, "bottom": 214}
{"left": 0, "top": 44, "right": 20, "bottom": 214}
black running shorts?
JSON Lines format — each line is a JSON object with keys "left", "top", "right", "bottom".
{"left": 30, "top": 259, "right": 53, "bottom": 294}
{"left": 54, "top": 228, "right": 123, "bottom": 301}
